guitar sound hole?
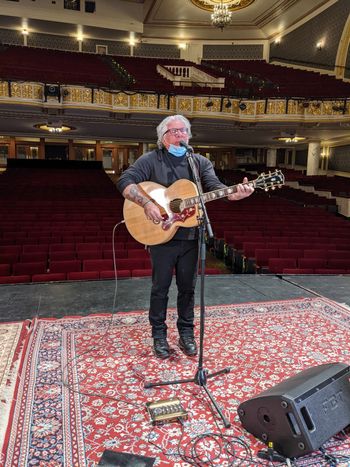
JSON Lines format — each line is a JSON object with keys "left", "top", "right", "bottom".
{"left": 170, "top": 198, "right": 182, "bottom": 213}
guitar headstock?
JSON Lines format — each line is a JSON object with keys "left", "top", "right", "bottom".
{"left": 254, "top": 170, "right": 285, "bottom": 191}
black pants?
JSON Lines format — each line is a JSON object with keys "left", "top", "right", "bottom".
{"left": 149, "top": 239, "right": 198, "bottom": 338}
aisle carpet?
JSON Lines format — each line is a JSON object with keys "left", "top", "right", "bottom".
{"left": 3, "top": 297, "right": 350, "bottom": 466}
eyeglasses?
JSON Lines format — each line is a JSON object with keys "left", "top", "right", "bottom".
{"left": 164, "top": 127, "right": 189, "bottom": 136}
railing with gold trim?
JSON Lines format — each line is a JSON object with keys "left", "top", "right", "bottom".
{"left": 0, "top": 81, "right": 349, "bottom": 121}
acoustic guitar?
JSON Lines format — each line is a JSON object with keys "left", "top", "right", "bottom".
{"left": 123, "top": 170, "right": 285, "bottom": 245}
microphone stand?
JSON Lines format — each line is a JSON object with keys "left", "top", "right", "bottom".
{"left": 144, "top": 146, "right": 231, "bottom": 428}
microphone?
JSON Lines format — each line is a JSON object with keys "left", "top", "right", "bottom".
{"left": 179, "top": 140, "right": 194, "bottom": 153}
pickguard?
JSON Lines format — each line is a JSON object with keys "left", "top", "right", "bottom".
{"left": 161, "top": 207, "right": 196, "bottom": 231}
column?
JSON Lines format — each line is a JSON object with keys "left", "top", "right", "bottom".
{"left": 291, "top": 148, "right": 296, "bottom": 167}
{"left": 8, "top": 137, "right": 16, "bottom": 158}
{"left": 266, "top": 148, "right": 277, "bottom": 168}
{"left": 68, "top": 139, "right": 74, "bottom": 160}
{"left": 306, "top": 141, "right": 321, "bottom": 176}
{"left": 284, "top": 148, "right": 290, "bottom": 165}
{"left": 96, "top": 140, "right": 102, "bottom": 161}
{"left": 39, "top": 138, "right": 45, "bottom": 159}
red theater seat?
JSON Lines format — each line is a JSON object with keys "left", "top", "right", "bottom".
{"left": 22, "top": 244, "right": 49, "bottom": 253}
{"left": 268, "top": 258, "right": 297, "bottom": 273}
{"left": 76, "top": 250, "right": 103, "bottom": 260}
{"left": 0, "top": 264, "right": 11, "bottom": 275}
{"left": 50, "top": 243, "right": 75, "bottom": 252}
{"left": 50, "top": 260, "right": 81, "bottom": 273}
{"left": 282, "top": 268, "right": 314, "bottom": 274}
{"left": 314, "top": 268, "right": 347, "bottom": 274}
{"left": 76, "top": 242, "right": 102, "bottom": 252}
{"left": 298, "top": 258, "right": 327, "bottom": 269}
{"left": 100, "top": 270, "right": 131, "bottom": 279}
{"left": 327, "top": 259, "right": 350, "bottom": 269}
{"left": 83, "top": 259, "right": 113, "bottom": 271}
{"left": 49, "top": 251, "right": 77, "bottom": 261}
{"left": 131, "top": 269, "right": 152, "bottom": 277}
{"left": 67, "top": 271, "right": 100, "bottom": 281}
{"left": 0, "top": 245, "right": 22, "bottom": 255}
{"left": 103, "top": 249, "right": 127, "bottom": 259}
{"left": 32, "top": 273, "right": 66, "bottom": 282}
{"left": 0, "top": 253, "right": 19, "bottom": 264}
{"left": 20, "top": 252, "right": 48, "bottom": 263}
{"left": 13, "top": 261, "right": 47, "bottom": 276}
{"left": 0, "top": 275, "right": 31, "bottom": 284}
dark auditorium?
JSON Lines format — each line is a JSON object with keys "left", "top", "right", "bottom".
{"left": 1, "top": 1, "right": 350, "bottom": 465}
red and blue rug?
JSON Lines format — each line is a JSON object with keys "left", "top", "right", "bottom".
{"left": 3, "top": 297, "right": 350, "bottom": 466}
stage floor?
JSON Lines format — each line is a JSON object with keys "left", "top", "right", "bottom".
{"left": 1, "top": 274, "right": 350, "bottom": 321}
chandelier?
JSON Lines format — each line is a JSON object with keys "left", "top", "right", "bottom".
{"left": 191, "top": 0, "right": 255, "bottom": 29}
{"left": 211, "top": 2, "right": 234, "bottom": 30}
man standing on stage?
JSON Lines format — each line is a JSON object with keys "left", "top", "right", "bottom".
{"left": 117, "top": 115, "right": 254, "bottom": 359}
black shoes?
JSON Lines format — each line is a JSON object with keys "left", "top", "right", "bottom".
{"left": 153, "top": 336, "right": 198, "bottom": 358}
{"left": 179, "top": 336, "right": 198, "bottom": 356}
{"left": 153, "top": 338, "right": 170, "bottom": 359}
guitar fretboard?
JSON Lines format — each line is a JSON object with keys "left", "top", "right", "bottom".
{"left": 183, "top": 182, "right": 254, "bottom": 208}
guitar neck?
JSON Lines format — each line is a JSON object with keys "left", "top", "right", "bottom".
{"left": 183, "top": 181, "right": 255, "bottom": 208}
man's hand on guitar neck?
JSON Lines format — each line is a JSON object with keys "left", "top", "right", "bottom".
{"left": 227, "top": 177, "right": 254, "bottom": 201}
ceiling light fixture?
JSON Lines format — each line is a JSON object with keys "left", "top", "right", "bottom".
{"left": 34, "top": 122, "right": 74, "bottom": 133}
{"left": 191, "top": 0, "right": 255, "bottom": 30}
{"left": 211, "top": 1, "right": 237, "bottom": 30}
{"left": 273, "top": 136, "right": 306, "bottom": 144}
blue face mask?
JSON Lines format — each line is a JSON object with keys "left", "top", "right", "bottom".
{"left": 168, "top": 144, "right": 187, "bottom": 157}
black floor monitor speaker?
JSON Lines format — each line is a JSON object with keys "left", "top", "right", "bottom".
{"left": 237, "top": 362, "right": 350, "bottom": 458}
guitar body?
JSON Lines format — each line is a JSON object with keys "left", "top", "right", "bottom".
{"left": 123, "top": 179, "right": 200, "bottom": 245}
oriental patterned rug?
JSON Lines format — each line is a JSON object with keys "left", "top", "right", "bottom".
{"left": 3, "top": 298, "right": 350, "bottom": 466}
{"left": 0, "top": 320, "right": 30, "bottom": 462}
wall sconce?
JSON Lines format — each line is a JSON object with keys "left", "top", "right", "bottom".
{"left": 178, "top": 43, "right": 187, "bottom": 50}
{"left": 316, "top": 41, "right": 324, "bottom": 50}
{"left": 238, "top": 101, "right": 247, "bottom": 111}
{"left": 274, "top": 38, "right": 281, "bottom": 45}
{"left": 21, "top": 28, "right": 29, "bottom": 36}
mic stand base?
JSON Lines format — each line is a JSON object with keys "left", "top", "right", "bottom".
{"left": 144, "top": 367, "right": 232, "bottom": 428}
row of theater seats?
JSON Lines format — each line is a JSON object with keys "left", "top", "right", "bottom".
{"left": 0, "top": 167, "right": 153, "bottom": 283}
{"left": 247, "top": 248, "right": 350, "bottom": 274}
{"left": 204, "top": 175, "right": 350, "bottom": 275}
{"left": 0, "top": 258, "right": 151, "bottom": 284}
{"left": 2, "top": 46, "right": 350, "bottom": 98}
{"left": 201, "top": 60, "right": 350, "bottom": 98}
{"left": 0, "top": 256, "right": 222, "bottom": 284}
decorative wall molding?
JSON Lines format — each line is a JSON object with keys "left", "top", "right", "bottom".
{"left": 0, "top": 80, "right": 349, "bottom": 124}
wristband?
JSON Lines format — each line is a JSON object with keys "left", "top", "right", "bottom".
{"left": 142, "top": 199, "right": 152, "bottom": 208}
